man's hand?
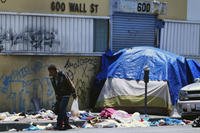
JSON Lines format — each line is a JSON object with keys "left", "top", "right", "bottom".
{"left": 72, "top": 93, "right": 77, "bottom": 99}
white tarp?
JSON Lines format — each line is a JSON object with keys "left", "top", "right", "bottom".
{"left": 96, "top": 78, "right": 172, "bottom": 115}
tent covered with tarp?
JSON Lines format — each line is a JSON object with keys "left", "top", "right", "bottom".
{"left": 95, "top": 47, "right": 200, "bottom": 115}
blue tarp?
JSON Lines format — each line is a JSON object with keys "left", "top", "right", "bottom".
{"left": 187, "top": 59, "right": 200, "bottom": 79}
{"left": 96, "top": 47, "right": 200, "bottom": 105}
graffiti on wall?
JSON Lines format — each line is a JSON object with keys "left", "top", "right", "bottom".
{"left": 0, "top": 57, "right": 100, "bottom": 112}
{"left": 0, "top": 27, "right": 60, "bottom": 50}
{"left": 64, "top": 57, "right": 99, "bottom": 109}
{"left": 0, "top": 60, "right": 55, "bottom": 112}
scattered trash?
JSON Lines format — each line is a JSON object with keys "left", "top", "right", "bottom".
{"left": 38, "top": 109, "right": 56, "bottom": 120}
{"left": 192, "top": 117, "right": 200, "bottom": 127}
{"left": 0, "top": 108, "right": 195, "bottom": 131}
{"left": 164, "top": 117, "right": 185, "bottom": 125}
{"left": 23, "top": 124, "right": 40, "bottom": 131}
{"left": 93, "top": 119, "right": 120, "bottom": 128}
{"left": 100, "top": 108, "right": 116, "bottom": 118}
{"left": 183, "top": 119, "right": 192, "bottom": 125}
{"left": 8, "top": 128, "right": 17, "bottom": 132}
{"left": 111, "top": 110, "right": 132, "bottom": 123}
{"left": 45, "top": 123, "right": 54, "bottom": 130}
{"left": 0, "top": 112, "right": 10, "bottom": 120}
{"left": 150, "top": 121, "right": 159, "bottom": 126}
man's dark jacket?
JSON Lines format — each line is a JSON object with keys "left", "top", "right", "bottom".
{"left": 50, "top": 71, "right": 76, "bottom": 98}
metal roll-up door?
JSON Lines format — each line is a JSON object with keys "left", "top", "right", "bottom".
{"left": 112, "top": 12, "right": 157, "bottom": 51}
{"left": 0, "top": 14, "right": 93, "bottom": 54}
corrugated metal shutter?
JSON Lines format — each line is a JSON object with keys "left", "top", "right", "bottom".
{"left": 112, "top": 12, "right": 156, "bottom": 51}
{"left": 160, "top": 20, "right": 200, "bottom": 56}
{"left": 0, "top": 14, "right": 93, "bottom": 54}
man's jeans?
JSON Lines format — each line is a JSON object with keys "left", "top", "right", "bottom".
{"left": 56, "top": 96, "right": 70, "bottom": 126}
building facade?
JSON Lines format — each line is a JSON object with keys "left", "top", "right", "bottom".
{"left": 0, "top": 0, "right": 109, "bottom": 112}
{"left": 159, "top": 0, "right": 200, "bottom": 62}
{"left": 0, "top": 0, "right": 198, "bottom": 112}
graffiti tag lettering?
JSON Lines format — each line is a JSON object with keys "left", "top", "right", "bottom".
{"left": 0, "top": 28, "right": 60, "bottom": 50}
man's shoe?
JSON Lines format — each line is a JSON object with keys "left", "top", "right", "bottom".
{"left": 53, "top": 125, "right": 66, "bottom": 130}
{"left": 64, "top": 124, "right": 73, "bottom": 129}
{"left": 53, "top": 126, "right": 60, "bottom": 130}
{"left": 53, "top": 126, "right": 67, "bottom": 130}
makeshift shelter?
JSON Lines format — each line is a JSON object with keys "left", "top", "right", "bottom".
{"left": 95, "top": 47, "right": 199, "bottom": 115}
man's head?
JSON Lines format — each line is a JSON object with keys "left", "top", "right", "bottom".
{"left": 48, "top": 64, "right": 57, "bottom": 77}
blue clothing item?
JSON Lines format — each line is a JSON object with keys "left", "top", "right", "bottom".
{"left": 56, "top": 96, "right": 70, "bottom": 126}
{"left": 164, "top": 117, "right": 183, "bottom": 125}
{"left": 23, "top": 125, "right": 40, "bottom": 131}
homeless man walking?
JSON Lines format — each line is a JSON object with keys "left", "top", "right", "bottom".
{"left": 48, "top": 64, "right": 77, "bottom": 130}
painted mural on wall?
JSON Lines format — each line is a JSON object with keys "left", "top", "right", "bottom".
{"left": 0, "top": 27, "right": 60, "bottom": 50}
{"left": 0, "top": 56, "right": 100, "bottom": 112}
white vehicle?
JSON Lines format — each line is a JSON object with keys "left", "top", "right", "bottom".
{"left": 177, "top": 81, "right": 200, "bottom": 118}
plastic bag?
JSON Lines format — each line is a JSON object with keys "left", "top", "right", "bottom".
{"left": 71, "top": 98, "right": 79, "bottom": 117}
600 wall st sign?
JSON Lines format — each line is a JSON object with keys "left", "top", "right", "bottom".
{"left": 51, "top": 1, "right": 99, "bottom": 14}
{"left": 0, "top": 0, "right": 109, "bottom": 16}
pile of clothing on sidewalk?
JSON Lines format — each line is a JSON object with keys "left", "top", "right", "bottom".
{"left": 78, "top": 108, "right": 191, "bottom": 128}
{"left": 0, "top": 109, "right": 56, "bottom": 122}
{"left": 0, "top": 108, "right": 196, "bottom": 131}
